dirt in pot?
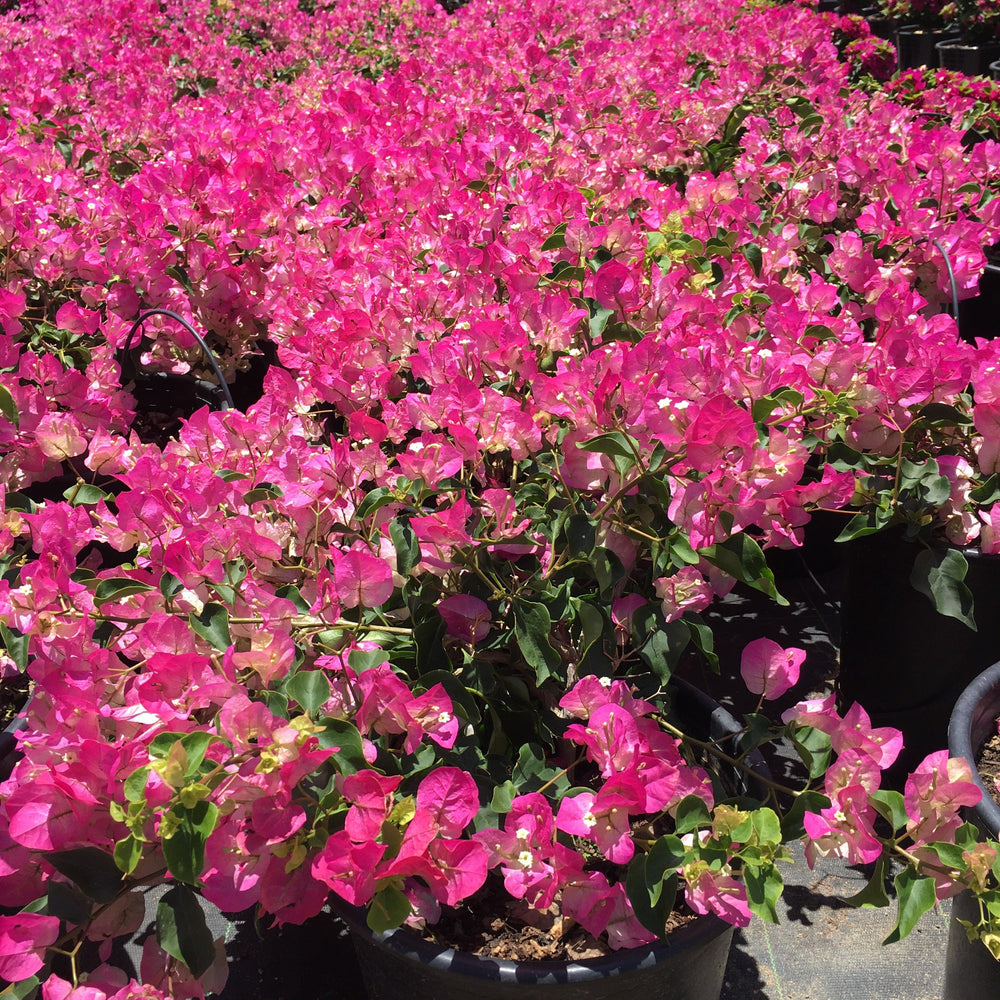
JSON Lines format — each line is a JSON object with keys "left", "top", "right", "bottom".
{"left": 977, "top": 730, "right": 1000, "bottom": 812}
{"left": 413, "top": 871, "right": 699, "bottom": 962}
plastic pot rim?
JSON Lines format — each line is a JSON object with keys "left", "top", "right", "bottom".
{"left": 948, "top": 660, "right": 1000, "bottom": 838}
{"left": 333, "top": 898, "right": 732, "bottom": 986}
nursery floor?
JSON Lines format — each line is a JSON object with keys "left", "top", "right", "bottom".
{"left": 121, "top": 550, "right": 955, "bottom": 1000}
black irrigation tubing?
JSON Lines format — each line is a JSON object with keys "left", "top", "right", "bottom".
{"left": 122, "top": 309, "right": 235, "bottom": 410}
{"left": 932, "top": 238, "right": 962, "bottom": 335}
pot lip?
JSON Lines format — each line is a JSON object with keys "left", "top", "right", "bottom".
{"left": 332, "top": 676, "right": 761, "bottom": 983}
{"left": 333, "top": 897, "right": 732, "bottom": 984}
{"left": 948, "top": 660, "right": 1000, "bottom": 838}
{"left": 935, "top": 38, "right": 1000, "bottom": 51}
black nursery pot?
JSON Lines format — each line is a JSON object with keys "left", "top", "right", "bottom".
{"left": 992, "top": 58, "right": 1000, "bottom": 81}
{"left": 936, "top": 38, "right": 1000, "bottom": 76}
{"left": 895, "top": 25, "right": 957, "bottom": 71}
{"left": 838, "top": 531, "right": 1000, "bottom": 783}
{"left": 957, "top": 264, "right": 1000, "bottom": 343}
{"left": 331, "top": 678, "right": 767, "bottom": 1000}
{"left": 941, "top": 662, "right": 1000, "bottom": 1000}
{"left": 947, "top": 660, "right": 1000, "bottom": 838}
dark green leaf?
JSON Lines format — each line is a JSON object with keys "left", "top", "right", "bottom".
{"left": 512, "top": 600, "right": 561, "bottom": 685}
{"left": 971, "top": 474, "right": 1000, "bottom": 505}
{"left": 566, "top": 513, "right": 596, "bottom": 557}
{"left": 188, "top": 603, "right": 232, "bottom": 650}
{"left": 917, "top": 402, "right": 972, "bottom": 426}
{"left": 367, "top": 885, "right": 411, "bottom": 932}
{"left": 156, "top": 884, "right": 216, "bottom": 976}
{"left": 276, "top": 584, "right": 311, "bottom": 612}
{"left": 159, "top": 572, "right": 184, "bottom": 599}
{"left": 884, "top": 869, "right": 937, "bottom": 943}
{"left": 626, "top": 859, "right": 678, "bottom": 937}
{"left": 47, "top": 848, "right": 123, "bottom": 903}
{"left": 847, "top": 854, "right": 891, "bottom": 909}
{"left": 576, "top": 431, "right": 638, "bottom": 460}
{"left": 389, "top": 517, "right": 421, "bottom": 576}
{"left": 869, "top": 790, "right": 907, "bottom": 833}
{"left": 779, "top": 789, "right": 830, "bottom": 840}
{"left": 62, "top": 483, "right": 110, "bottom": 505}
{"left": 744, "top": 243, "right": 762, "bottom": 277}
{"left": 94, "top": 578, "right": 156, "bottom": 604}
{"left": 286, "top": 670, "right": 331, "bottom": 715}
{"left": 674, "top": 794, "right": 712, "bottom": 835}
{"left": 910, "top": 548, "right": 976, "bottom": 630}
{"left": 0, "top": 624, "right": 28, "bottom": 672}
{"left": 745, "top": 864, "right": 783, "bottom": 923}
{"left": 114, "top": 835, "right": 144, "bottom": 876}
{"left": 318, "top": 718, "right": 366, "bottom": 775}
{"left": 356, "top": 486, "right": 396, "bottom": 521}
{"left": 162, "top": 800, "right": 218, "bottom": 885}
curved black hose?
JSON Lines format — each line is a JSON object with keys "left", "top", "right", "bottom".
{"left": 121, "top": 309, "right": 234, "bottom": 410}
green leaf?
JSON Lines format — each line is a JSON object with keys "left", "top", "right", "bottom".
{"left": 971, "top": 474, "right": 1000, "bottom": 505}
{"left": 744, "top": 243, "right": 763, "bottom": 277}
{"left": 626, "top": 859, "right": 678, "bottom": 936}
{"left": 869, "top": 790, "right": 907, "bottom": 833}
{"left": 188, "top": 603, "right": 232, "bottom": 650}
{"left": 318, "top": 718, "right": 366, "bottom": 775}
{"left": 745, "top": 864, "right": 783, "bottom": 923}
{"left": 644, "top": 834, "right": 688, "bottom": 893}
{"left": 162, "top": 800, "right": 218, "bottom": 885}
{"left": 46, "top": 848, "right": 123, "bottom": 904}
{"left": 835, "top": 512, "right": 887, "bottom": 542}
{"left": 490, "top": 780, "right": 518, "bottom": 813}
{"left": 159, "top": 572, "right": 184, "bottom": 600}
{"left": 847, "top": 854, "right": 891, "bottom": 909}
{"left": 576, "top": 430, "right": 639, "bottom": 461}
{"left": 62, "top": 483, "right": 111, "bottom": 505}
{"left": 123, "top": 766, "right": 151, "bottom": 803}
{"left": 512, "top": 600, "right": 561, "bottom": 685}
{"left": 910, "top": 548, "right": 976, "bottom": 630}
{"left": 275, "top": 584, "right": 311, "bottom": 612}
{"left": 94, "top": 578, "right": 156, "bottom": 604}
{"left": 779, "top": 789, "right": 830, "bottom": 840}
{"left": 367, "top": 885, "right": 411, "bottom": 933}
{"left": 114, "top": 835, "right": 144, "bottom": 876}
{"left": 702, "top": 534, "right": 786, "bottom": 605}
{"left": 565, "top": 513, "right": 596, "bottom": 558}
{"left": 674, "top": 794, "right": 712, "bottom": 835}
{"left": 0, "top": 382, "right": 19, "bottom": 428}
{"left": 156, "top": 884, "right": 216, "bottom": 976}
{"left": 389, "top": 517, "right": 421, "bottom": 576}
{"left": 356, "top": 486, "right": 396, "bottom": 521}
{"left": 917, "top": 402, "right": 973, "bottom": 427}
{"left": 884, "top": 869, "right": 937, "bottom": 944}
{"left": 286, "top": 670, "right": 332, "bottom": 715}
{"left": 0, "top": 624, "right": 28, "bottom": 672}
{"left": 1, "top": 976, "right": 40, "bottom": 1000}
{"left": 347, "top": 648, "right": 387, "bottom": 673}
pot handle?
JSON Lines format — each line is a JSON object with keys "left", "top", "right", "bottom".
{"left": 118, "top": 309, "right": 235, "bottom": 410}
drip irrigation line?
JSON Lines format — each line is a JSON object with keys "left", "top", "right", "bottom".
{"left": 122, "top": 309, "right": 235, "bottom": 410}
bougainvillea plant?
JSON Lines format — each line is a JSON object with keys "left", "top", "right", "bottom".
{"left": 3, "top": 0, "right": 1000, "bottom": 996}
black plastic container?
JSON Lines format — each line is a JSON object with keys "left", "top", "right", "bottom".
{"left": 895, "top": 25, "right": 957, "bottom": 70}
{"left": 838, "top": 531, "right": 1000, "bottom": 783}
{"left": 936, "top": 39, "right": 1000, "bottom": 76}
{"left": 331, "top": 679, "right": 768, "bottom": 1000}
{"left": 942, "top": 662, "right": 1000, "bottom": 1000}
